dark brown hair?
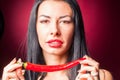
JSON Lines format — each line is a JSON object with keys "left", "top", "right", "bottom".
{"left": 25, "top": 0, "right": 88, "bottom": 80}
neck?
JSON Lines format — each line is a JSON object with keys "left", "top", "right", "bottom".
{"left": 43, "top": 53, "right": 68, "bottom": 65}
{"left": 46, "top": 71, "right": 69, "bottom": 80}
{"left": 41, "top": 52, "right": 69, "bottom": 80}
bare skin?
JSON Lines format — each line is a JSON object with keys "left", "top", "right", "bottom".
{"left": 2, "top": 0, "right": 113, "bottom": 80}
{"left": 75, "top": 55, "right": 113, "bottom": 80}
{"left": 2, "top": 58, "right": 25, "bottom": 80}
{"left": 2, "top": 56, "right": 113, "bottom": 80}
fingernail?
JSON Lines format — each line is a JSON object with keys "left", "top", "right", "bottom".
{"left": 83, "top": 55, "right": 88, "bottom": 57}
{"left": 12, "top": 57, "right": 16, "bottom": 62}
{"left": 22, "top": 70, "right": 25, "bottom": 75}
{"left": 18, "top": 58, "right": 22, "bottom": 62}
{"left": 17, "top": 58, "right": 23, "bottom": 66}
{"left": 77, "top": 69, "right": 83, "bottom": 73}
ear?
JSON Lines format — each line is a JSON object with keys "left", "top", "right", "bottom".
{"left": 0, "top": 10, "right": 4, "bottom": 39}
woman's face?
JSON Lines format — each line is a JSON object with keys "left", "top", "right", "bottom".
{"left": 36, "top": 1, "right": 74, "bottom": 56}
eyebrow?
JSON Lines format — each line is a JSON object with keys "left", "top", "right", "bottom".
{"left": 59, "top": 15, "right": 72, "bottom": 19}
{"left": 38, "top": 15, "right": 72, "bottom": 19}
{"left": 38, "top": 15, "right": 50, "bottom": 18}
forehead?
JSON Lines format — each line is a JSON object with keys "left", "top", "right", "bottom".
{"left": 37, "top": 0, "right": 73, "bottom": 17}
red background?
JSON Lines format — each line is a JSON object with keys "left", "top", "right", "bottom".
{"left": 0, "top": 0, "right": 120, "bottom": 80}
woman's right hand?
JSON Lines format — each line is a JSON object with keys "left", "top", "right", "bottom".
{"left": 2, "top": 58, "right": 25, "bottom": 80}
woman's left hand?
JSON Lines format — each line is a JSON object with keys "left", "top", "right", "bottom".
{"left": 76, "top": 55, "right": 99, "bottom": 80}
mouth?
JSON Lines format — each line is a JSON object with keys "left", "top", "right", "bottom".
{"left": 47, "top": 39, "right": 63, "bottom": 48}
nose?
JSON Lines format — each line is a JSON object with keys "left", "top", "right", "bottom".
{"left": 50, "top": 22, "right": 61, "bottom": 36}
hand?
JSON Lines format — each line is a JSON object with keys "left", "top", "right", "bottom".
{"left": 75, "top": 55, "right": 99, "bottom": 80}
{"left": 2, "top": 58, "right": 25, "bottom": 80}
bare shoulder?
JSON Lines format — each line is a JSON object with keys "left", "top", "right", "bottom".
{"left": 99, "top": 69, "right": 113, "bottom": 80}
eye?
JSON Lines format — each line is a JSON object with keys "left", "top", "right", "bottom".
{"left": 60, "top": 20, "right": 72, "bottom": 24}
{"left": 39, "top": 20, "right": 50, "bottom": 24}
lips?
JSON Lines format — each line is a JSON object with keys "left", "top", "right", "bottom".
{"left": 47, "top": 39, "right": 63, "bottom": 48}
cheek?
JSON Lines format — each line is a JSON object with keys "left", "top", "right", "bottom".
{"left": 67, "top": 31, "right": 74, "bottom": 43}
{"left": 63, "top": 27, "right": 74, "bottom": 44}
{"left": 37, "top": 31, "right": 47, "bottom": 50}
{"left": 36, "top": 27, "right": 47, "bottom": 45}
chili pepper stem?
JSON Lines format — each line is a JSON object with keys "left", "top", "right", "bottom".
{"left": 23, "top": 62, "right": 27, "bottom": 69}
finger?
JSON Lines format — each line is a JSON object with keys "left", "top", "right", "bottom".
{"left": 91, "top": 71, "right": 99, "bottom": 80}
{"left": 7, "top": 72, "right": 19, "bottom": 80}
{"left": 3, "top": 58, "right": 22, "bottom": 73}
{"left": 2, "top": 58, "right": 21, "bottom": 80}
{"left": 17, "top": 58, "right": 22, "bottom": 64}
{"left": 80, "top": 56, "right": 99, "bottom": 69}
{"left": 83, "top": 55, "right": 96, "bottom": 62}
{"left": 80, "top": 63, "right": 89, "bottom": 73}
{"left": 16, "top": 68, "right": 25, "bottom": 80}
{"left": 4, "top": 63, "right": 22, "bottom": 72}
{"left": 16, "top": 58, "right": 25, "bottom": 80}
{"left": 22, "top": 70, "right": 25, "bottom": 75}
{"left": 9, "top": 78, "right": 16, "bottom": 80}
{"left": 76, "top": 71, "right": 92, "bottom": 80}
{"left": 9, "top": 78, "right": 19, "bottom": 80}
{"left": 79, "top": 66, "right": 98, "bottom": 73}
{"left": 6, "top": 58, "right": 17, "bottom": 66}
{"left": 79, "top": 73, "right": 93, "bottom": 80}
{"left": 79, "top": 66, "right": 99, "bottom": 80}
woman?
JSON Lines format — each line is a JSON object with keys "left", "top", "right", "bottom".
{"left": 2, "top": 0, "right": 113, "bottom": 80}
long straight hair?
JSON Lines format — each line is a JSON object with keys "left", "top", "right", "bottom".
{"left": 25, "top": 0, "right": 88, "bottom": 80}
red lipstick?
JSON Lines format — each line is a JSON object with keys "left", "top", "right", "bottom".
{"left": 47, "top": 39, "right": 63, "bottom": 48}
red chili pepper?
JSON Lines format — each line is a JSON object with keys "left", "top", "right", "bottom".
{"left": 23, "top": 58, "right": 86, "bottom": 72}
